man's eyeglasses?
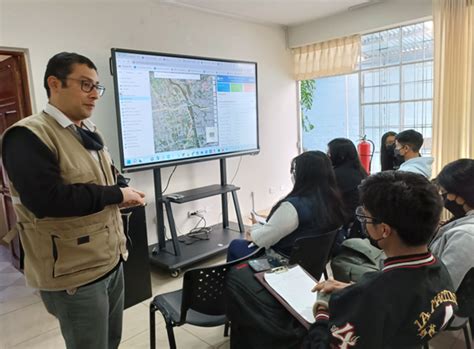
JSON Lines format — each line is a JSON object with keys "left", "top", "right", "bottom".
{"left": 66, "top": 78, "right": 105, "bottom": 97}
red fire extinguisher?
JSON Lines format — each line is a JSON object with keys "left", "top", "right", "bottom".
{"left": 358, "top": 136, "right": 375, "bottom": 174}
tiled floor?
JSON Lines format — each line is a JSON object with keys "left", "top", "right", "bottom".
{"left": 0, "top": 245, "right": 468, "bottom": 349}
{"left": 0, "top": 246, "right": 230, "bottom": 349}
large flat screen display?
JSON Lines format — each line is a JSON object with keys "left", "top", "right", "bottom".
{"left": 111, "top": 48, "right": 259, "bottom": 171}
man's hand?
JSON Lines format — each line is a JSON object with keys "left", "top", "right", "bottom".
{"left": 120, "top": 187, "right": 146, "bottom": 208}
{"left": 312, "top": 279, "right": 352, "bottom": 294}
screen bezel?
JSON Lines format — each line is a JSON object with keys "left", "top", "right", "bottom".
{"left": 110, "top": 48, "right": 260, "bottom": 172}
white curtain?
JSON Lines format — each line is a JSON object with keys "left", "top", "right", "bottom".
{"left": 432, "top": 0, "right": 474, "bottom": 175}
{"left": 292, "top": 35, "right": 361, "bottom": 81}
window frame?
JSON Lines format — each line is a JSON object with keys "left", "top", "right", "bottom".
{"left": 358, "top": 20, "right": 434, "bottom": 157}
{"left": 298, "top": 19, "right": 434, "bottom": 166}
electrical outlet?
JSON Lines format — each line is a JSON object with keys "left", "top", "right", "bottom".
{"left": 188, "top": 209, "right": 207, "bottom": 218}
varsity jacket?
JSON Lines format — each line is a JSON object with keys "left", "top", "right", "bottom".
{"left": 1, "top": 112, "right": 127, "bottom": 291}
{"left": 303, "top": 252, "right": 457, "bottom": 349}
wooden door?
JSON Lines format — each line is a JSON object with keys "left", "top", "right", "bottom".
{"left": 0, "top": 53, "right": 32, "bottom": 268}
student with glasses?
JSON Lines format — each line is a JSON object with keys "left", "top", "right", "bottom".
{"left": 1, "top": 52, "right": 145, "bottom": 349}
{"left": 303, "top": 171, "right": 457, "bottom": 348}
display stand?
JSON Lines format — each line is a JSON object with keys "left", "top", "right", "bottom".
{"left": 149, "top": 158, "right": 245, "bottom": 276}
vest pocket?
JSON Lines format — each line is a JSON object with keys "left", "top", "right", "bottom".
{"left": 51, "top": 227, "right": 112, "bottom": 278}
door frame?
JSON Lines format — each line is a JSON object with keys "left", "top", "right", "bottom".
{"left": 0, "top": 47, "right": 35, "bottom": 268}
{"left": 0, "top": 47, "right": 36, "bottom": 115}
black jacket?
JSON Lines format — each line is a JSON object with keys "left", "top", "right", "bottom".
{"left": 333, "top": 163, "right": 366, "bottom": 223}
{"left": 303, "top": 252, "right": 457, "bottom": 349}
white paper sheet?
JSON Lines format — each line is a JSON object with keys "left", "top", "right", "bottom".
{"left": 251, "top": 210, "right": 267, "bottom": 225}
{"left": 264, "top": 265, "right": 321, "bottom": 323}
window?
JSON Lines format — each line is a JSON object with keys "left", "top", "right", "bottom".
{"left": 301, "top": 20, "right": 433, "bottom": 172}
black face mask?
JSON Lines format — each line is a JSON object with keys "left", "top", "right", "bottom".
{"left": 394, "top": 155, "right": 405, "bottom": 167}
{"left": 361, "top": 221, "right": 384, "bottom": 249}
{"left": 393, "top": 147, "right": 406, "bottom": 164}
{"left": 385, "top": 143, "right": 395, "bottom": 152}
{"left": 442, "top": 193, "right": 466, "bottom": 219}
{"left": 76, "top": 127, "right": 104, "bottom": 151}
{"left": 383, "top": 144, "right": 395, "bottom": 157}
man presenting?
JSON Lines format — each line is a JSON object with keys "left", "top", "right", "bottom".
{"left": 1, "top": 52, "right": 145, "bottom": 349}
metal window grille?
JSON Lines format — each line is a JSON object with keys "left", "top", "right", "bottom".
{"left": 359, "top": 21, "right": 434, "bottom": 171}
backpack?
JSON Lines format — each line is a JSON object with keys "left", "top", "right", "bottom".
{"left": 225, "top": 262, "right": 307, "bottom": 349}
{"left": 331, "top": 238, "right": 386, "bottom": 283}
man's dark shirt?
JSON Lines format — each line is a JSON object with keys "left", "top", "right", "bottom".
{"left": 2, "top": 127, "right": 123, "bottom": 219}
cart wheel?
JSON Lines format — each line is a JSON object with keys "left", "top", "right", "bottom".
{"left": 170, "top": 269, "right": 180, "bottom": 278}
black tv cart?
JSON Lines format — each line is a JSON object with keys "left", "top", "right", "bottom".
{"left": 149, "top": 158, "right": 246, "bottom": 276}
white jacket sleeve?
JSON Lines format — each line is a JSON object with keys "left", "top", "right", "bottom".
{"left": 250, "top": 201, "right": 299, "bottom": 249}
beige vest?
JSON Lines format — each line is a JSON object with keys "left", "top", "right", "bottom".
{"left": 2, "top": 112, "right": 127, "bottom": 291}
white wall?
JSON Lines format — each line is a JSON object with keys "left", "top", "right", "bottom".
{"left": 288, "top": 0, "right": 432, "bottom": 48}
{"left": 1, "top": 1, "right": 298, "bottom": 244}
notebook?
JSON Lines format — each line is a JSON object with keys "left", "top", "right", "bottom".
{"left": 255, "top": 265, "right": 323, "bottom": 328}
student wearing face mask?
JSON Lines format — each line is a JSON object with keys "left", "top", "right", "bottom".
{"left": 430, "top": 159, "right": 474, "bottom": 290}
{"left": 380, "top": 131, "right": 400, "bottom": 171}
{"left": 395, "top": 129, "right": 434, "bottom": 178}
{"left": 226, "top": 151, "right": 346, "bottom": 261}
{"left": 304, "top": 171, "right": 457, "bottom": 349}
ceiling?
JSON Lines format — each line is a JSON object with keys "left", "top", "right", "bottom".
{"left": 4, "top": 0, "right": 382, "bottom": 27}
{"left": 154, "top": 0, "right": 377, "bottom": 26}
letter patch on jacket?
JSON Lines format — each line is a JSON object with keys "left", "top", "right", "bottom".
{"left": 331, "top": 323, "right": 359, "bottom": 349}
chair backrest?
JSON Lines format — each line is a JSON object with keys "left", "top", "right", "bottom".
{"left": 288, "top": 229, "right": 339, "bottom": 280}
{"left": 455, "top": 267, "right": 474, "bottom": 318}
{"left": 179, "top": 247, "right": 264, "bottom": 322}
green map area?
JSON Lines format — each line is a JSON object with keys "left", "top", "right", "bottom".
{"left": 150, "top": 73, "right": 218, "bottom": 152}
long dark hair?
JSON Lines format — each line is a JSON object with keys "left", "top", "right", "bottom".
{"left": 437, "top": 159, "right": 474, "bottom": 207}
{"left": 268, "top": 151, "right": 346, "bottom": 229}
{"left": 380, "top": 131, "right": 397, "bottom": 171}
{"left": 327, "top": 138, "right": 368, "bottom": 178}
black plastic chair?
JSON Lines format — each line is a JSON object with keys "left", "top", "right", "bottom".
{"left": 424, "top": 267, "right": 474, "bottom": 349}
{"left": 149, "top": 248, "right": 264, "bottom": 349}
{"left": 288, "top": 228, "right": 339, "bottom": 280}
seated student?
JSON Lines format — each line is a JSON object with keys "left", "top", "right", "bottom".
{"left": 303, "top": 171, "right": 457, "bottom": 348}
{"left": 380, "top": 131, "right": 400, "bottom": 171}
{"left": 395, "top": 129, "right": 434, "bottom": 178}
{"left": 327, "top": 138, "right": 367, "bottom": 241}
{"left": 430, "top": 158, "right": 474, "bottom": 290}
{"left": 327, "top": 138, "right": 367, "bottom": 225}
{"left": 226, "top": 151, "right": 346, "bottom": 261}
